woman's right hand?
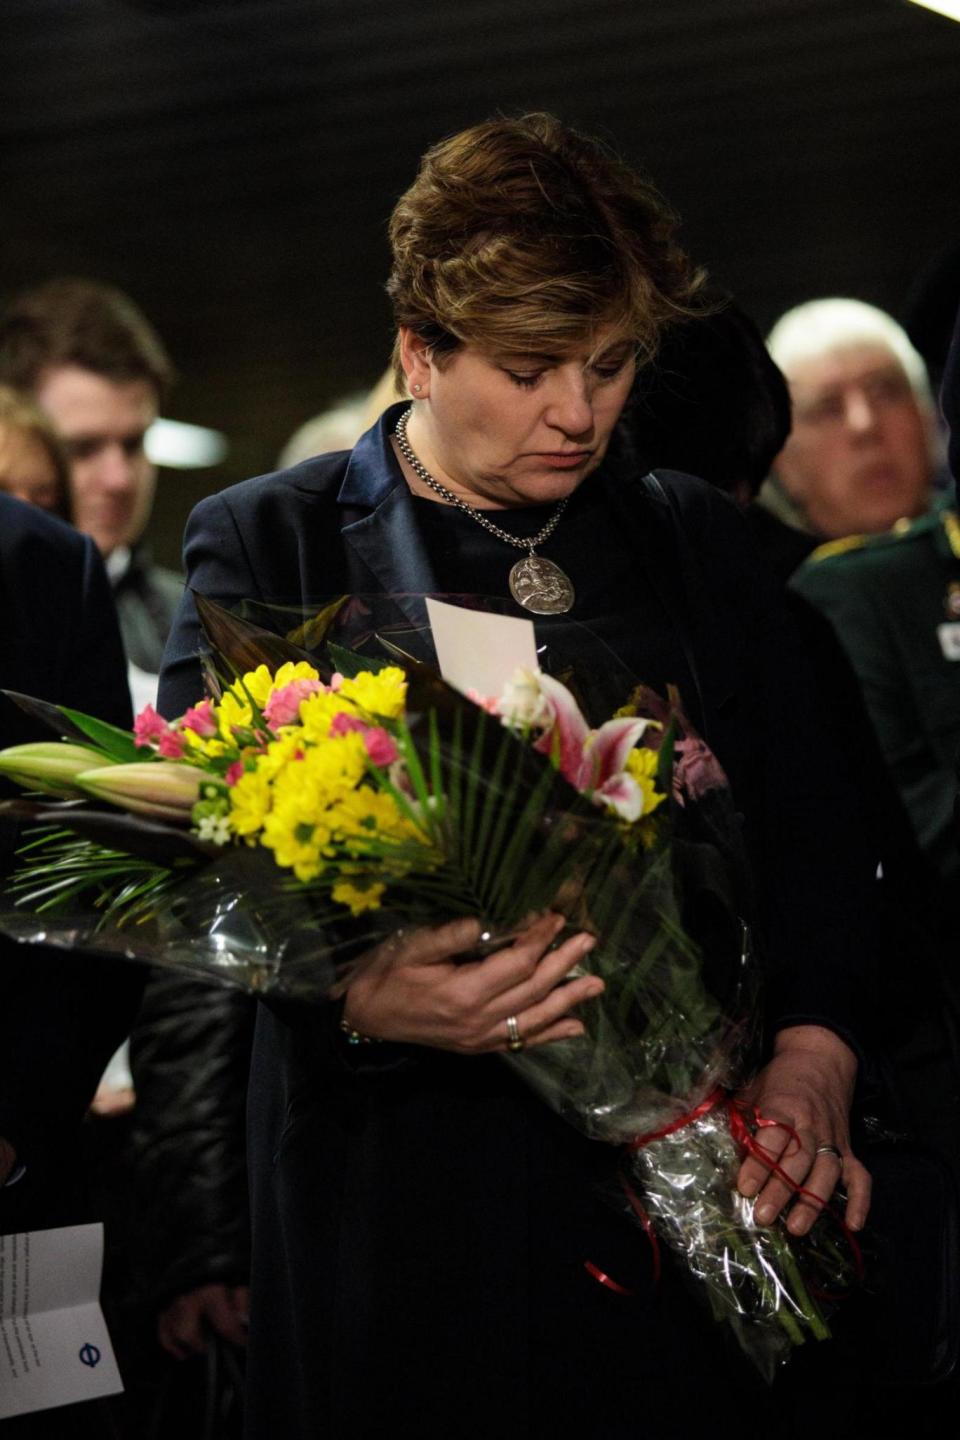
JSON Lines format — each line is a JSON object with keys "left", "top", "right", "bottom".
{"left": 342, "top": 913, "right": 603, "bottom": 1054}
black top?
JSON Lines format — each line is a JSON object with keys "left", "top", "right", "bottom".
{"left": 410, "top": 478, "right": 697, "bottom": 720}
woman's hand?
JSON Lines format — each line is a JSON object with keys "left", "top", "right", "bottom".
{"left": 343, "top": 913, "right": 603, "bottom": 1054}
{"left": 735, "top": 1024, "right": 871, "bottom": 1235}
{"left": 157, "top": 1282, "right": 250, "bottom": 1360}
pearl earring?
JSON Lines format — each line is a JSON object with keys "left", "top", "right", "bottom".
{"left": 413, "top": 383, "right": 422, "bottom": 393}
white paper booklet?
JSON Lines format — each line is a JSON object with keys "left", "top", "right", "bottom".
{"left": 0, "top": 1223, "right": 122, "bottom": 1419}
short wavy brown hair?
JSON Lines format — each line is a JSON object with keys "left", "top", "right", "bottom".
{"left": 0, "top": 277, "right": 173, "bottom": 403}
{"left": 387, "top": 113, "right": 704, "bottom": 386}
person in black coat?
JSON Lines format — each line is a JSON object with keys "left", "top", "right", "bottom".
{"left": 159, "top": 116, "right": 876, "bottom": 1439}
{"left": 0, "top": 492, "right": 139, "bottom": 1230}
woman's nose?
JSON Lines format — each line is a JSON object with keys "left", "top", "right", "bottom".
{"left": 545, "top": 371, "right": 594, "bottom": 436}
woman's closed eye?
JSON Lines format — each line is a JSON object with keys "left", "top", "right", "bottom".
{"left": 502, "top": 357, "right": 630, "bottom": 390}
{"left": 589, "top": 358, "right": 631, "bottom": 383}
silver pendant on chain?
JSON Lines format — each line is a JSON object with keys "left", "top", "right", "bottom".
{"left": 508, "top": 554, "right": 576, "bottom": 615}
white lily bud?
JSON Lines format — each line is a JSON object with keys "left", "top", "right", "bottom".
{"left": 76, "top": 762, "right": 201, "bottom": 821}
{"left": 0, "top": 742, "right": 114, "bottom": 797}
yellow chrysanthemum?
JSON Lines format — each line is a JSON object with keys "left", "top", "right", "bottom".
{"left": 297, "top": 690, "right": 360, "bottom": 742}
{"left": 269, "top": 661, "right": 320, "bottom": 692}
{"left": 182, "top": 729, "right": 229, "bottom": 760}
{"left": 331, "top": 878, "right": 385, "bottom": 915}
{"left": 234, "top": 665, "right": 275, "bottom": 710}
{"left": 261, "top": 763, "right": 339, "bottom": 879}
{"left": 332, "top": 785, "right": 424, "bottom": 854}
{"left": 227, "top": 768, "right": 274, "bottom": 837}
{"left": 625, "top": 747, "right": 667, "bottom": 819}
{"left": 216, "top": 688, "right": 255, "bottom": 740}
{"left": 260, "top": 807, "right": 333, "bottom": 882}
{"left": 338, "top": 667, "right": 407, "bottom": 720}
{"left": 256, "top": 731, "right": 309, "bottom": 783}
{"left": 294, "top": 732, "right": 368, "bottom": 796}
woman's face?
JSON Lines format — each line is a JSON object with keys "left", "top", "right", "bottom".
{"left": 400, "top": 327, "right": 636, "bottom": 509}
{"left": 0, "top": 425, "right": 64, "bottom": 514}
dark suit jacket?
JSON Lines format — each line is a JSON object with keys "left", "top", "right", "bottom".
{"left": 0, "top": 495, "right": 141, "bottom": 1231}
{"left": 159, "top": 406, "right": 878, "bottom": 1438}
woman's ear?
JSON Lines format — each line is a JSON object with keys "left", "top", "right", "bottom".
{"left": 398, "top": 327, "right": 431, "bottom": 398}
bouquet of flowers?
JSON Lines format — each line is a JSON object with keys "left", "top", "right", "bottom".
{"left": 0, "top": 597, "right": 857, "bottom": 1379}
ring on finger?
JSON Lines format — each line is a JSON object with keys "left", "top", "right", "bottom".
{"left": 814, "top": 1143, "right": 843, "bottom": 1165}
{"left": 505, "top": 1015, "right": 525, "bottom": 1053}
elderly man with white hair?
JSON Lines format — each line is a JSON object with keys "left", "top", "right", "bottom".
{"left": 770, "top": 298, "right": 960, "bottom": 884}
{"left": 760, "top": 297, "right": 939, "bottom": 545}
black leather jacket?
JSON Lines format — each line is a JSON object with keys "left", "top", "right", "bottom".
{"left": 130, "top": 972, "right": 255, "bottom": 1307}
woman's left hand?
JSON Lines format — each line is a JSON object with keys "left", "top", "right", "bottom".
{"left": 735, "top": 1023, "right": 871, "bottom": 1235}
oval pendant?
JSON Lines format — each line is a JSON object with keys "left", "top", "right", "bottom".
{"left": 508, "top": 555, "right": 575, "bottom": 615}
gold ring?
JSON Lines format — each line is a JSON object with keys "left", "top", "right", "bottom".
{"left": 505, "top": 1015, "right": 524, "bottom": 1052}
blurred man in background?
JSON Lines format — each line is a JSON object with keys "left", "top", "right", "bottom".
{"left": 754, "top": 297, "right": 939, "bottom": 577}
{"left": 0, "top": 278, "right": 182, "bottom": 708}
{"left": 775, "top": 299, "right": 960, "bottom": 886}
{"left": 0, "top": 283, "right": 248, "bottom": 1429}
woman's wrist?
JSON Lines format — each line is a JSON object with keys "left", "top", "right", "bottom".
{"left": 338, "top": 1013, "right": 385, "bottom": 1046}
{"left": 772, "top": 1023, "right": 858, "bottom": 1085}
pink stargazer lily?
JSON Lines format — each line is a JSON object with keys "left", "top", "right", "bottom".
{"left": 503, "top": 670, "right": 653, "bottom": 822}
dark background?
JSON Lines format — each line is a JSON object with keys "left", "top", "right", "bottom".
{"left": 2, "top": 0, "right": 959, "bottom": 566}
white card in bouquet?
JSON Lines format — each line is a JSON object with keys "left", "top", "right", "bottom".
{"left": 426, "top": 598, "right": 539, "bottom": 700}
{"left": 0, "top": 1223, "right": 123, "bottom": 1418}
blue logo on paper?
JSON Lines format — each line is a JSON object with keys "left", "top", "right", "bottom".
{"left": 79, "top": 1343, "right": 101, "bottom": 1368}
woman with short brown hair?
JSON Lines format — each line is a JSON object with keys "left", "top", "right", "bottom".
{"left": 160, "top": 113, "right": 874, "bottom": 1438}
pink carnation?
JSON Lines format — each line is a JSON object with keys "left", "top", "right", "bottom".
{"left": 263, "top": 678, "right": 323, "bottom": 729}
{"left": 182, "top": 699, "right": 218, "bottom": 738}
{"left": 157, "top": 730, "right": 187, "bottom": 759}
{"left": 134, "top": 704, "right": 170, "bottom": 749}
{"left": 225, "top": 760, "right": 245, "bottom": 786}
{"left": 328, "top": 712, "right": 398, "bottom": 767}
{"left": 328, "top": 712, "right": 366, "bottom": 738}
{"left": 362, "top": 726, "right": 398, "bottom": 767}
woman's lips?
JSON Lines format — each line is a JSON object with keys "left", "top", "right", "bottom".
{"left": 534, "top": 452, "right": 592, "bottom": 469}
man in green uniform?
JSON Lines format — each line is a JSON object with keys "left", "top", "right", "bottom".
{"left": 759, "top": 297, "right": 957, "bottom": 879}
{"left": 794, "top": 503, "right": 960, "bottom": 882}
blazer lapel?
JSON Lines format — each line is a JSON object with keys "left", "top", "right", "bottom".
{"left": 337, "top": 403, "right": 438, "bottom": 634}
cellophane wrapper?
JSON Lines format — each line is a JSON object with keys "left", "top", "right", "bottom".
{"left": 0, "top": 595, "right": 853, "bottom": 1377}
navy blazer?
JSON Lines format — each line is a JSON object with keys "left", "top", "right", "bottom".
{"left": 161, "top": 405, "right": 876, "bottom": 1037}
{"left": 158, "top": 408, "right": 878, "bottom": 1437}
